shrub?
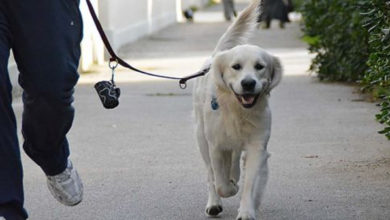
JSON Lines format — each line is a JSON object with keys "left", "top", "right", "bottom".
{"left": 292, "top": 0, "right": 305, "bottom": 11}
{"left": 301, "top": 0, "right": 390, "bottom": 139}
{"left": 360, "top": 0, "right": 390, "bottom": 139}
{"left": 301, "top": 0, "right": 369, "bottom": 82}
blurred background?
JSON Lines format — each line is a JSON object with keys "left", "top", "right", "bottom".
{"left": 8, "top": 0, "right": 303, "bottom": 81}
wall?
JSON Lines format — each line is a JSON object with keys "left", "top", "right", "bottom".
{"left": 97, "top": 0, "right": 177, "bottom": 51}
{"left": 80, "top": 0, "right": 105, "bottom": 71}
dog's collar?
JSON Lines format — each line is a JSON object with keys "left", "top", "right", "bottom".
{"left": 211, "top": 96, "right": 219, "bottom": 110}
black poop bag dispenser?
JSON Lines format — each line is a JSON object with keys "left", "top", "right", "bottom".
{"left": 95, "top": 60, "right": 121, "bottom": 109}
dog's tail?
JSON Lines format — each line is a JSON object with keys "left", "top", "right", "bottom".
{"left": 213, "top": 0, "right": 262, "bottom": 55}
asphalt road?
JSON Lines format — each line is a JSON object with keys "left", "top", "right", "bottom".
{"left": 12, "top": 3, "right": 390, "bottom": 220}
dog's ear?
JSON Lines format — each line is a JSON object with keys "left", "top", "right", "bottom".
{"left": 212, "top": 51, "right": 229, "bottom": 89}
{"left": 267, "top": 56, "right": 282, "bottom": 93}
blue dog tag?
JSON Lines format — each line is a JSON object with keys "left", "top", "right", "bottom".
{"left": 211, "top": 97, "right": 219, "bottom": 110}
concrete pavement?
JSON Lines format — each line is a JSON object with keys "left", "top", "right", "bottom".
{"left": 12, "top": 3, "right": 390, "bottom": 220}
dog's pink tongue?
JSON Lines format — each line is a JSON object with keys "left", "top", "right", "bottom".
{"left": 241, "top": 96, "right": 255, "bottom": 105}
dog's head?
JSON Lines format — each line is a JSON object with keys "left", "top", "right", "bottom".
{"left": 212, "top": 45, "right": 282, "bottom": 108}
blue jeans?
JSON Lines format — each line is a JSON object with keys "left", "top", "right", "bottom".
{"left": 0, "top": 0, "right": 82, "bottom": 219}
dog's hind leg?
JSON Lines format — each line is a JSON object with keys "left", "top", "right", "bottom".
{"left": 196, "top": 126, "right": 223, "bottom": 217}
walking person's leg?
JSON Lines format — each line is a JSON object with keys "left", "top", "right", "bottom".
{"left": 6, "top": 0, "right": 83, "bottom": 206}
{"left": 279, "top": 21, "right": 285, "bottom": 29}
{"left": 222, "top": 0, "right": 233, "bottom": 21}
{"left": 265, "top": 16, "right": 271, "bottom": 29}
{"left": 0, "top": 4, "right": 28, "bottom": 219}
{"left": 229, "top": 0, "right": 237, "bottom": 17}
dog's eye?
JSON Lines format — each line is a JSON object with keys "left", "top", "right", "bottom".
{"left": 255, "top": 63, "right": 264, "bottom": 70}
{"left": 232, "top": 64, "right": 241, "bottom": 70}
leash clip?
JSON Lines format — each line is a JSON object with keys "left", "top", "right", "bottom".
{"left": 109, "top": 58, "right": 118, "bottom": 84}
{"left": 109, "top": 58, "right": 119, "bottom": 70}
{"left": 179, "top": 80, "right": 187, "bottom": 89}
{"left": 109, "top": 57, "right": 118, "bottom": 68}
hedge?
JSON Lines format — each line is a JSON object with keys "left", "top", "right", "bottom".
{"left": 301, "top": 0, "right": 390, "bottom": 139}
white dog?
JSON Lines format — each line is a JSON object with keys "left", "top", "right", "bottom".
{"left": 193, "top": 1, "right": 282, "bottom": 219}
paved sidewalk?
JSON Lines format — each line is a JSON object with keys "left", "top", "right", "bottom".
{"left": 13, "top": 3, "right": 390, "bottom": 220}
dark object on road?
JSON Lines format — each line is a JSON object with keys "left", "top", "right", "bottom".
{"left": 258, "top": 0, "right": 294, "bottom": 29}
{"left": 183, "top": 9, "right": 194, "bottom": 22}
{"left": 222, "top": 0, "right": 237, "bottom": 21}
{"left": 95, "top": 81, "right": 121, "bottom": 109}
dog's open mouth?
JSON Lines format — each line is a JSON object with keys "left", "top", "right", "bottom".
{"left": 235, "top": 93, "right": 260, "bottom": 108}
{"left": 229, "top": 85, "right": 261, "bottom": 108}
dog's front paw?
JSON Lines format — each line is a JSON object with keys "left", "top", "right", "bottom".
{"left": 236, "top": 210, "right": 256, "bottom": 220}
{"left": 217, "top": 180, "right": 239, "bottom": 198}
{"left": 236, "top": 214, "right": 256, "bottom": 220}
{"left": 237, "top": 217, "right": 256, "bottom": 220}
{"left": 205, "top": 205, "right": 223, "bottom": 217}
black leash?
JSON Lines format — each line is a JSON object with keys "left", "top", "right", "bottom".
{"left": 85, "top": 0, "right": 209, "bottom": 90}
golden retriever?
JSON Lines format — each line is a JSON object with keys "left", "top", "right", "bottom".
{"left": 193, "top": 1, "right": 282, "bottom": 219}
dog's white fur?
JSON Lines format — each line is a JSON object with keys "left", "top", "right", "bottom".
{"left": 193, "top": 1, "right": 282, "bottom": 219}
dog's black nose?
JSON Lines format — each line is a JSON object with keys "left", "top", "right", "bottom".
{"left": 241, "top": 78, "right": 256, "bottom": 91}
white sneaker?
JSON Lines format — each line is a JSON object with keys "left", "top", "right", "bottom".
{"left": 46, "top": 159, "right": 83, "bottom": 206}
